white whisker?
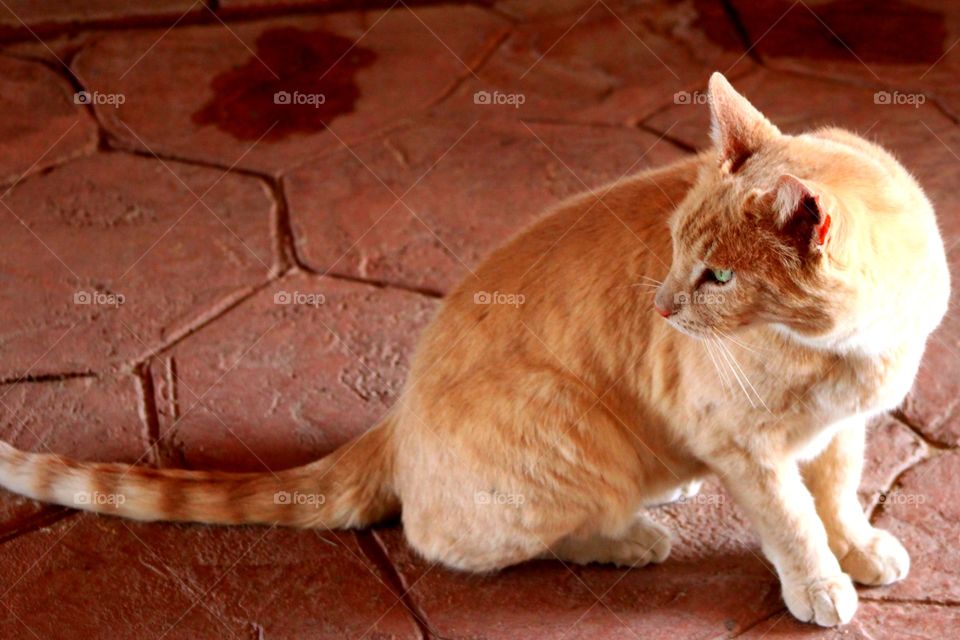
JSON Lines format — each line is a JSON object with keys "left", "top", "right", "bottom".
{"left": 703, "top": 339, "right": 732, "bottom": 396}
{"left": 712, "top": 337, "right": 743, "bottom": 402}
{"left": 710, "top": 332, "right": 755, "bottom": 408}
{"left": 714, "top": 328, "right": 764, "bottom": 354}
{"left": 713, "top": 330, "right": 771, "bottom": 413}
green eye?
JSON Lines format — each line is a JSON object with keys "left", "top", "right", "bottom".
{"left": 710, "top": 269, "right": 734, "bottom": 284}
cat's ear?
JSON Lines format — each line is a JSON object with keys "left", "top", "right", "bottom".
{"left": 708, "top": 72, "right": 780, "bottom": 173}
{"left": 767, "top": 174, "right": 832, "bottom": 254}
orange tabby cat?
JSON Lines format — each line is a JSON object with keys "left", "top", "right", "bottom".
{"left": 0, "top": 73, "right": 949, "bottom": 627}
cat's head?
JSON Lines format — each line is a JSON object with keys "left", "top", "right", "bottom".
{"left": 654, "top": 73, "right": 948, "bottom": 353}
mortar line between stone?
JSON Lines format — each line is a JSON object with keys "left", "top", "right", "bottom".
{"left": 427, "top": 24, "right": 513, "bottom": 110}
{"left": 892, "top": 407, "right": 958, "bottom": 451}
{"left": 719, "top": 0, "right": 762, "bottom": 65}
{"left": 725, "top": 606, "right": 787, "bottom": 639}
{"left": 0, "top": 371, "right": 95, "bottom": 385}
{"left": 355, "top": 529, "right": 439, "bottom": 640}
{"left": 860, "top": 596, "right": 960, "bottom": 608}
{"left": 867, "top": 413, "right": 938, "bottom": 523}
{"left": 0, "top": 508, "right": 75, "bottom": 549}
{"left": 270, "top": 174, "right": 299, "bottom": 273}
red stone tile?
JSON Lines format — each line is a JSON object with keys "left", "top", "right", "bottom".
{"left": 645, "top": 68, "right": 960, "bottom": 445}
{"left": 217, "top": 0, "right": 339, "bottom": 11}
{"left": 0, "top": 514, "right": 420, "bottom": 639}
{"left": 0, "top": 375, "right": 148, "bottom": 543}
{"left": 150, "top": 272, "right": 437, "bottom": 471}
{"left": 0, "top": 153, "right": 274, "bottom": 378}
{"left": 0, "top": 375, "right": 148, "bottom": 461}
{"left": 869, "top": 450, "right": 960, "bottom": 604}
{"left": 285, "top": 118, "right": 688, "bottom": 294}
{"left": 438, "top": 0, "right": 756, "bottom": 127}
{"left": 725, "top": 0, "right": 960, "bottom": 116}
{"left": 643, "top": 67, "right": 949, "bottom": 151}
{"left": 72, "top": 6, "right": 509, "bottom": 175}
{"left": 739, "top": 601, "right": 960, "bottom": 639}
{"left": 493, "top": 0, "right": 598, "bottom": 22}
{"left": 375, "top": 480, "right": 783, "bottom": 639}
{"left": 0, "top": 56, "right": 97, "bottom": 187}
{"left": 0, "top": 0, "right": 201, "bottom": 35}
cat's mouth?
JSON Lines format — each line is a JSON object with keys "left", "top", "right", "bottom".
{"left": 663, "top": 315, "right": 712, "bottom": 340}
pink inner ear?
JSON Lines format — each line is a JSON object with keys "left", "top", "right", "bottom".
{"left": 817, "top": 213, "right": 831, "bottom": 246}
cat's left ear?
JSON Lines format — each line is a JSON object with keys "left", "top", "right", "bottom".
{"left": 708, "top": 72, "right": 780, "bottom": 173}
{"left": 767, "top": 174, "right": 832, "bottom": 255}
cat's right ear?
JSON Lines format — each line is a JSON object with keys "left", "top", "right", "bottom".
{"left": 708, "top": 72, "right": 780, "bottom": 173}
{"left": 764, "top": 174, "right": 832, "bottom": 257}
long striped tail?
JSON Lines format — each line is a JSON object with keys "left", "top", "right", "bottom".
{"left": 0, "top": 421, "right": 397, "bottom": 528}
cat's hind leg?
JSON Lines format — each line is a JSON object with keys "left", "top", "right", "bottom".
{"left": 550, "top": 512, "right": 672, "bottom": 567}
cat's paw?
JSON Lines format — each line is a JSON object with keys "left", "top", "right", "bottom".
{"left": 618, "top": 517, "right": 673, "bottom": 565}
{"left": 595, "top": 518, "right": 672, "bottom": 567}
{"left": 554, "top": 517, "right": 672, "bottom": 567}
{"left": 782, "top": 572, "right": 857, "bottom": 627}
{"left": 840, "top": 528, "right": 910, "bottom": 586}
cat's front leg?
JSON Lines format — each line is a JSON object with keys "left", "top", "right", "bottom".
{"left": 801, "top": 416, "right": 910, "bottom": 586}
{"left": 716, "top": 454, "right": 857, "bottom": 626}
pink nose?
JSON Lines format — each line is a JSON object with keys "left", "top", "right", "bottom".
{"left": 654, "top": 302, "right": 672, "bottom": 318}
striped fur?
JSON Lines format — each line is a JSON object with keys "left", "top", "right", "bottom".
{"left": 0, "top": 422, "right": 397, "bottom": 528}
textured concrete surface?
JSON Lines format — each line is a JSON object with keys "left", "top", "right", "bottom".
{"left": 0, "top": 0, "right": 958, "bottom": 638}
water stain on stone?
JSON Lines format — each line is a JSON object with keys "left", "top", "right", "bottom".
{"left": 192, "top": 27, "right": 376, "bottom": 142}
{"left": 695, "top": 0, "right": 945, "bottom": 66}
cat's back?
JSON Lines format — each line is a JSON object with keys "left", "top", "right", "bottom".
{"left": 409, "top": 154, "right": 703, "bottom": 379}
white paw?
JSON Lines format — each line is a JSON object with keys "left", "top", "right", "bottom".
{"left": 680, "top": 479, "right": 703, "bottom": 498}
{"left": 782, "top": 572, "right": 857, "bottom": 627}
{"left": 841, "top": 528, "right": 910, "bottom": 586}
{"left": 644, "top": 479, "right": 703, "bottom": 506}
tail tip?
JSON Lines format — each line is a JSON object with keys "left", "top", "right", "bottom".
{"left": 0, "top": 440, "right": 19, "bottom": 460}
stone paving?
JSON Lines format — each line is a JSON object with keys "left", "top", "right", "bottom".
{"left": 0, "top": 0, "right": 958, "bottom": 638}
